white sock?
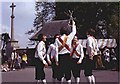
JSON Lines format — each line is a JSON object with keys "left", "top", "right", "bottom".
{"left": 91, "top": 75, "right": 95, "bottom": 84}
{"left": 67, "top": 80, "right": 71, "bottom": 84}
{"left": 36, "top": 80, "right": 40, "bottom": 83}
{"left": 86, "top": 76, "right": 92, "bottom": 84}
{"left": 42, "top": 79, "right": 47, "bottom": 84}
{"left": 76, "top": 77, "right": 80, "bottom": 84}
{"left": 61, "top": 77, "right": 64, "bottom": 82}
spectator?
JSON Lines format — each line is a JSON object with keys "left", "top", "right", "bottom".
{"left": 10, "top": 50, "right": 17, "bottom": 70}
{"left": 110, "top": 48, "right": 117, "bottom": 71}
{"left": 103, "top": 47, "right": 110, "bottom": 69}
{"left": 1, "top": 61, "right": 10, "bottom": 72}
{"left": 22, "top": 52, "right": 28, "bottom": 69}
{"left": 14, "top": 53, "right": 22, "bottom": 69}
{"left": 95, "top": 50, "right": 105, "bottom": 69}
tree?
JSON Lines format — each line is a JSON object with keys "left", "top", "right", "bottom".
{"left": 26, "top": 2, "right": 55, "bottom": 35}
{"left": 108, "top": 3, "right": 119, "bottom": 40}
{"left": 55, "top": 2, "right": 119, "bottom": 39}
{"left": 1, "top": 33, "right": 10, "bottom": 63}
{"left": 1, "top": 33, "right": 10, "bottom": 50}
{"left": 25, "top": 2, "right": 55, "bottom": 46}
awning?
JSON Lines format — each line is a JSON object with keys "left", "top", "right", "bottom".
{"left": 79, "top": 39, "right": 117, "bottom": 48}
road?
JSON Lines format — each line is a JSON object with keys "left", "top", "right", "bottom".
{"left": 1, "top": 66, "right": 119, "bottom": 84}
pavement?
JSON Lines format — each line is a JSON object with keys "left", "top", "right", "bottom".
{"left": 1, "top": 66, "right": 119, "bottom": 84}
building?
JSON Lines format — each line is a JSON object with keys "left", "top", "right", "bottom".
{"left": 30, "top": 19, "right": 117, "bottom": 49}
{"left": 30, "top": 20, "right": 70, "bottom": 40}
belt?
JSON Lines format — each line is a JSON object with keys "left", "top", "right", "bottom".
{"left": 72, "top": 58, "right": 79, "bottom": 59}
{"left": 59, "top": 53, "right": 70, "bottom": 55}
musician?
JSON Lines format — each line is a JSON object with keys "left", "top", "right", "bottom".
{"left": 70, "top": 36, "right": 84, "bottom": 84}
{"left": 54, "top": 20, "right": 76, "bottom": 83}
{"left": 34, "top": 34, "right": 48, "bottom": 84}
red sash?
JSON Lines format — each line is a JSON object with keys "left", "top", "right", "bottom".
{"left": 70, "top": 44, "right": 80, "bottom": 58}
{"left": 57, "top": 36, "right": 70, "bottom": 52}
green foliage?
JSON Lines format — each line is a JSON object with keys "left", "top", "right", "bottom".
{"left": 55, "top": 2, "right": 119, "bottom": 39}
{"left": 26, "top": 2, "right": 55, "bottom": 35}
{"left": 1, "top": 33, "right": 10, "bottom": 49}
{"left": 33, "top": 2, "right": 55, "bottom": 32}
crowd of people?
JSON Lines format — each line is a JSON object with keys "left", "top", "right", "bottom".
{"left": 100, "top": 47, "right": 117, "bottom": 70}
{"left": 1, "top": 50, "right": 28, "bottom": 72}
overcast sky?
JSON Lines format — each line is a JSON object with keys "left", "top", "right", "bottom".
{"left": 0, "top": 0, "right": 118, "bottom": 49}
{"left": 0, "top": 0, "right": 36, "bottom": 48}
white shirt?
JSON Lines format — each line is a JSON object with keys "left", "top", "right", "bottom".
{"left": 55, "top": 24, "right": 76, "bottom": 62}
{"left": 34, "top": 41, "right": 47, "bottom": 64}
{"left": 71, "top": 43, "right": 84, "bottom": 63}
{"left": 47, "top": 44, "right": 57, "bottom": 62}
{"left": 86, "top": 35, "right": 99, "bottom": 58}
{"left": 11, "top": 52, "right": 17, "bottom": 60}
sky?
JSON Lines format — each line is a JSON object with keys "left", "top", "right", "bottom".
{"left": 0, "top": 0, "right": 36, "bottom": 48}
{"left": 0, "top": 0, "right": 118, "bottom": 49}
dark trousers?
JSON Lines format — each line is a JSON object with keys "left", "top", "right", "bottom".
{"left": 71, "top": 58, "right": 81, "bottom": 78}
{"left": 84, "top": 56, "right": 94, "bottom": 76}
{"left": 57, "top": 53, "right": 71, "bottom": 81}
{"left": 22, "top": 61, "right": 27, "bottom": 69}
{"left": 51, "top": 60, "right": 58, "bottom": 79}
{"left": 35, "top": 58, "right": 45, "bottom": 80}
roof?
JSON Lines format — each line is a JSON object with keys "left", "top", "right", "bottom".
{"left": 30, "top": 20, "right": 70, "bottom": 40}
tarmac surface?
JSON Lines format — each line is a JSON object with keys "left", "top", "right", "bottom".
{"left": 1, "top": 66, "right": 119, "bottom": 84}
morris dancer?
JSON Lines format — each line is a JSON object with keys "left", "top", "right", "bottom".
{"left": 71, "top": 36, "right": 84, "bottom": 84}
{"left": 85, "top": 28, "right": 99, "bottom": 84}
{"left": 47, "top": 34, "right": 59, "bottom": 82}
{"left": 54, "top": 20, "right": 76, "bottom": 84}
{"left": 34, "top": 34, "right": 48, "bottom": 84}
